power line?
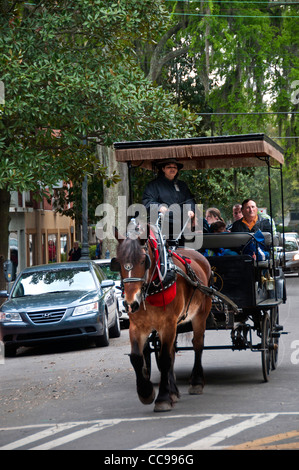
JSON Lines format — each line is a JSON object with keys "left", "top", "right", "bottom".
{"left": 167, "top": 0, "right": 299, "bottom": 4}
{"left": 196, "top": 111, "right": 299, "bottom": 115}
{"left": 172, "top": 12, "right": 299, "bottom": 17}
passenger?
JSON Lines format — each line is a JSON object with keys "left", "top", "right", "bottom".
{"left": 232, "top": 204, "right": 243, "bottom": 221}
{"left": 230, "top": 199, "right": 272, "bottom": 233}
{"left": 205, "top": 208, "right": 225, "bottom": 226}
{"left": 210, "top": 221, "right": 226, "bottom": 233}
{"left": 204, "top": 220, "right": 237, "bottom": 257}
{"left": 258, "top": 209, "right": 277, "bottom": 235}
{"left": 226, "top": 204, "right": 242, "bottom": 231}
{"left": 230, "top": 199, "right": 272, "bottom": 261}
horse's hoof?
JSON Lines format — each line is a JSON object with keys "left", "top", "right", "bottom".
{"left": 138, "top": 389, "right": 156, "bottom": 405}
{"left": 154, "top": 401, "right": 173, "bottom": 412}
{"left": 189, "top": 384, "right": 204, "bottom": 395}
{"left": 170, "top": 393, "right": 180, "bottom": 403}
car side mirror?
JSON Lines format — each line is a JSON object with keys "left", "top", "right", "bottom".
{"left": 101, "top": 280, "right": 115, "bottom": 289}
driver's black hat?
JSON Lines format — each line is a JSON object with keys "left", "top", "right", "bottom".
{"left": 155, "top": 158, "right": 183, "bottom": 170}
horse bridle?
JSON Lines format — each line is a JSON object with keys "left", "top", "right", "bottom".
{"left": 110, "top": 220, "right": 167, "bottom": 298}
{"left": 110, "top": 248, "right": 152, "bottom": 285}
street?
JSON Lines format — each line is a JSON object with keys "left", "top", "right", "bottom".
{"left": 0, "top": 274, "right": 299, "bottom": 452}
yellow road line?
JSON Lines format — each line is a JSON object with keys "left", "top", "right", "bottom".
{"left": 227, "top": 430, "right": 299, "bottom": 450}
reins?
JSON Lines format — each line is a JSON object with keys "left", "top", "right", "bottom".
{"left": 114, "top": 217, "right": 239, "bottom": 314}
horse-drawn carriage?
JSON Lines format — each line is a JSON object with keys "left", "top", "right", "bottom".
{"left": 112, "top": 133, "right": 287, "bottom": 411}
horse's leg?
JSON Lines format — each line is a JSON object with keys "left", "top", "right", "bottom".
{"left": 168, "top": 343, "right": 180, "bottom": 403}
{"left": 189, "top": 298, "right": 212, "bottom": 395}
{"left": 154, "top": 327, "right": 178, "bottom": 412}
{"left": 129, "top": 326, "right": 156, "bottom": 405}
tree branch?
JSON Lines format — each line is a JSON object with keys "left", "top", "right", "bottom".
{"left": 147, "top": 20, "right": 190, "bottom": 82}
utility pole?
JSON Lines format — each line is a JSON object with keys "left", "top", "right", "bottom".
{"left": 81, "top": 174, "right": 90, "bottom": 259}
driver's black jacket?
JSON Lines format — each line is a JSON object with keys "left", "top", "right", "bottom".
{"left": 142, "top": 174, "right": 196, "bottom": 214}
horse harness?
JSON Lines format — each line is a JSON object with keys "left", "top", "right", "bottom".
{"left": 111, "top": 234, "right": 239, "bottom": 315}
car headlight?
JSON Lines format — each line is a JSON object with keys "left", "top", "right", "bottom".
{"left": 0, "top": 311, "right": 22, "bottom": 322}
{"left": 293, "top": 253, "right": 299, "bottom": 261}
{"left": 72, "top": 301, "right": 99, "bottom": 317}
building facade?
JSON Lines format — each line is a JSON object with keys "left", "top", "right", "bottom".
{"left": 9, "top": 189, "right": 75, "bottom": 276}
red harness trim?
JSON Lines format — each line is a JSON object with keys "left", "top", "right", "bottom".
{"left": 146, "top": 232, "right": 191, "bottom": 309}
{"left": 171, "top": 251, "right": 191, "bottom": 265}
{"left": 148, "top": 231, "right": 160, "bottom": 281}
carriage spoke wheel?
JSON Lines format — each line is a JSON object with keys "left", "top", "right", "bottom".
{"left": 270, "top": 306, "right": 279, "bottom": 371}
{"left": 261, "top": 313, "right": 271, "bottom": 382}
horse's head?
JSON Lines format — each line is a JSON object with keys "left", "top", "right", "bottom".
{"left": 111, "top": 236, "right": 152, "bottom": 313}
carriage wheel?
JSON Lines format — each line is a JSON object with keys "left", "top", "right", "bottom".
{"left": 270, "top": 306, "right": 279, "bottom": 371}
{"left": 261, "top": 313, "right": 271, "bottom": 382}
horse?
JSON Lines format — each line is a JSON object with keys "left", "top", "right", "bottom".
{"left": 112, "top": 225, "right": 212, "bottom": 412}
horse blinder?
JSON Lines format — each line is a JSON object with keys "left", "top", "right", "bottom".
{"left": 110, "top": 257, "right": 121, "bottom": 272}
{"left": 144, "top": 254, "right": 151, "bottom": 271}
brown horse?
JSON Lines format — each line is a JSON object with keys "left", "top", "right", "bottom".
{"left": 112, "top": 227, "right": 212, "bottom": 412}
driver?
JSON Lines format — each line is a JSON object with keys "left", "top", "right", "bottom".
{"left": 142, "top": 159, "right": 196, "bottom": 240}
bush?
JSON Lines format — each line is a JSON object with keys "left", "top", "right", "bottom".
{"left": 89, "top": 245, "right": 97, "bottom": 259}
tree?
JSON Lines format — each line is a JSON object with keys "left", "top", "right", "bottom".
{"left": 0, "top": 0, "right": 200, "bottom": 287}
{"left": 132, "top": 1, "right": 298, "bottom": 215}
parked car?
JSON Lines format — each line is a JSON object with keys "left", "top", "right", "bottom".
{"left": 0, "top": 260, "right": 120, "bottom": 356}
{"left": 282, "top": 238, "right": 299, "bottom": 275}
{"left": 285, "top": 232, "right": 299, "bottom": 239}
{"left": 95, "top": 259, "right": 129, "bottom": 328}
{"left": 278, "top": 231, "right": 299, "bottom": 244}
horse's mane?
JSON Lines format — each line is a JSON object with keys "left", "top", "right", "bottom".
{"left": 117, "top": 237, "right": 144, "bottom": 265}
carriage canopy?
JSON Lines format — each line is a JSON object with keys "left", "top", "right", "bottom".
{"left": 114, "top": 133, "right": 284, "bottom": 170}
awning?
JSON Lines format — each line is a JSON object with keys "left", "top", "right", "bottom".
{"left": 114, "top": 134, "right": 284, "bottom": 170}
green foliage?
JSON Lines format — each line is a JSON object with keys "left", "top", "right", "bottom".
{"left": 132, "top": 0, "right": 298, "bottom": 214}
{"left": 0, "top": 0, "right": 197, "bottom": 195}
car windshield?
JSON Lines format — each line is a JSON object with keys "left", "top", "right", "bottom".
{"left": 12, "top": 267, "right": 96, "bottom": 298}
{"left": 99, "top": 264, "right": 120, "bottom": 281}
{"left": 285, "top": 240, "right": 299, "bottom": 252}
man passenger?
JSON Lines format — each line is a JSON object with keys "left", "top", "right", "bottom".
{"left": 226, "top": 203, "right": 242, "bottom": 231}
{"left": 231, "top": 199, "right": 272, "bottom": 233}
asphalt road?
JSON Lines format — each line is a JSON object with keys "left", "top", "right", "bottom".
{"left": 0, "top": 274, "right": 299, "bottom": 453}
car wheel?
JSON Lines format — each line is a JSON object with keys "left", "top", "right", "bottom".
{"left": 109, "top": 308, "right": 121, "bottom": 338}
{"left": 5, "top": 345, "right": 17, "bottom": 357}
{"left": 94, "top": 312, "right": 109, "bottom": 347}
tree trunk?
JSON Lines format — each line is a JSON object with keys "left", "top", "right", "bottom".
{"left": 97, "top": 145, "right": 129, "bottom": 257}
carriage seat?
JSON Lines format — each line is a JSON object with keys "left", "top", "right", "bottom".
{"left": 201, "top": 232, "right": 275, "bottom": 268}
{"left": 201, "top": 232, "right": 252, "bottom": 250}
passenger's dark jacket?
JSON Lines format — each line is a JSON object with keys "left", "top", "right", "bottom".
{"left": 230, "top": 215, "right": 272, "bottom": 233}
